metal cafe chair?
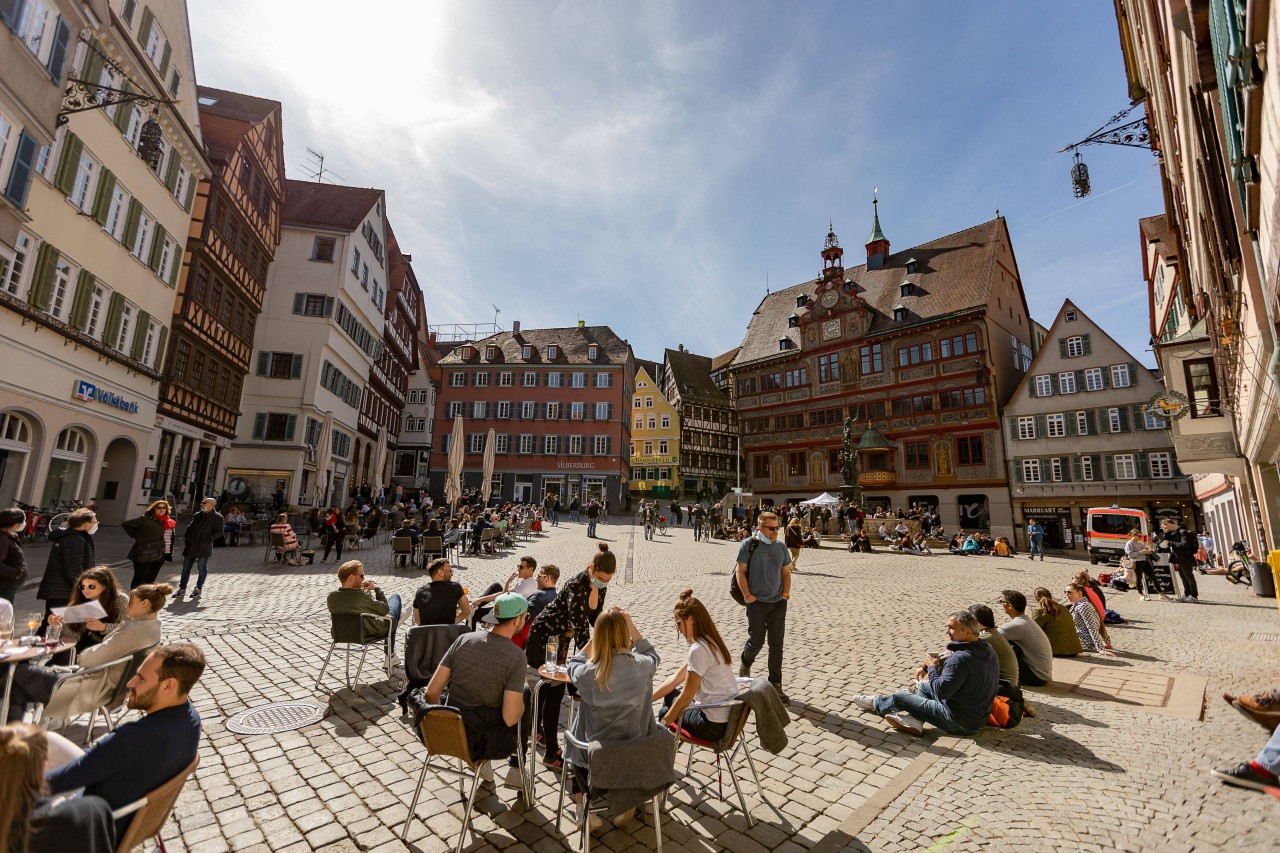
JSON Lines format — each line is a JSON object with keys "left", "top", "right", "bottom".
{"left": 315, "top": 612, "right": 395, "bottom": 690}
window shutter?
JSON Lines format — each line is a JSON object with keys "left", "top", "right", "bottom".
{"left": 1007, "top": 418, "right": 1018, "bottom": 442}
{"left": 256, "top": 351, "right": 269, "bottom": 376}
{"left": 113, "top": 100, "right": 133, "bottom": 133}
{"left": 121, "top": 0, "right": 136, "bottom": 24}
{"left": 130, "top": 310, "right": 150, "bottom": 360}
{"left": 1129, "top": 405, "right": 1144, "bottom": 430}
{"left": 1064, "top": 414, "right": 1075, "bottom": 436}
{"left": 1081, "top": 334, "right": 1091, "bottom": 356}
{"left": 1100, "top": 367, "right": 1110, "bottom": 389}
{"left": 1013, "top": 460, "right": 1023, "bottom": 483}
{"left": 291, "top": 354, "right": 303, "bottom": 379}
{"left": 322, "top": 297, "right": 334, "bottom": 317}
{"left": 1060, "top": 458, "right": 1072, "bottom": 482}
{"left": 46, "top": 18, "right": 71, "bottom": 81}
{"left": 121, "top": 199, "right": 141, "bottom": 248}
{"left": 1170, "top": 455, "right": 1184, "bottom": 477}
{"left": 90, "top": 168, "right": 115, "bottom": 225}
{"left": 163, "top": 153, "right": 179, "bottom": 191}
{"left": 3, "top": 130, "right": 38, "bottom": 206}
{"left": 182, "top": 177, "right": 195, "bottom": 211}
{"left": 80, "top": 39, "right": 104, "bottom": 83}
{"left": 1137, "top": 454, "right": 1151, "bottom": 479}
{"left": 292, "top": 293, "right": 307, "bottom": 315}
{"left": 168, "top": 247, "right": 182, "bottom": 287}
{"left": 252, "top": 413, "right": 267, "bottom": 440}
{"left": 1034, "top": 414, "right": 1046, "bottom": 437}
{"left": 158, "top": 42, "right": 172, "bottom": 78}
{"left": 1127, "top": 362, "right": 1138, "bottom": 386}
{"left": 138, "top": 6, "right": 154, "bottom": 44}
{"left": 1, "top": 0, "right": 24, "bottom": 31}
{"left": 1058, "top": 338, "right": 1068, "bottom": 358}
{"left": 154, "top": 325, "right": 167, "bottom": 366}
{"left": 148, "top": 223, "right": 166, "bottom": 271}
{"left": 68, "top": 270, "right": 94, "bottom": 329}
{"left": 1117, "top": 408, "right": 1129, "bottom": 432}
{"left": 1075, "top": 369, "right": 1084, "bottom": 389}
{"left": 606, "top": 403, "right": 613, "bottom": 420}
{"left": 1071, "top": 455, "right": 1082, "bottom": 480}
{"left": 1083, "top": 409, "right": 1095, "bottom": 435}
{"left": 285, "top": 415, "right": 297, "bottom": 440}
{"left": 102, "top": 292, "right": 124, "bottom": 345}
{"left": 26, "top": 243, "right": 58, "bottom": 311}
{"left": 1103, "top": 454, "right": 1115, "bottom": 480}
{"left": 53, "top": 133, "right": 83, "bottom": 196}
{"left": 1050, "top": 374, "right": 1059, "bottom": 394}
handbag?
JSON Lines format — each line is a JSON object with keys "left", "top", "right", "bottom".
{"left": 729, "top": 538, "right": 761, "bottom": 606}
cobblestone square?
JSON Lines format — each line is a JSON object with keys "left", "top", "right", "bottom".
{"left": 15, "top": 519, "right": 1279, "bottom": 851}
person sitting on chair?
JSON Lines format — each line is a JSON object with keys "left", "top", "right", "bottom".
{"left": 412, "top": 559, "right": 471, "bottom": 626}
{"left": 269, "top": 514, "right": 311, "bottom": 564}
{"left": 327, "top": 561, "right": 402, "bottom": 654}
{"left": 653, "top": 589, "right": 737, "bottom": 743}
{"left": 0, "top": 724, "right": 116, "bottom": 853}
{"left": 45, "top": 644, "right": 205, "bottom": 839}
{"left": 394, "top": 519, "right": 420, "bottom": 567}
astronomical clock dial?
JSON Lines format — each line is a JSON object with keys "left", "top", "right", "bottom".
{"left": 820, "top": 290, "right": 839, "bottom": 308}
{"left": 822, "top": 319, "right": 841, "bottom": 340}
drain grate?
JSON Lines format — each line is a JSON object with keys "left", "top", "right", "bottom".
{"left": 226, "top": 701, "right": 326, "bottom": 735}
{"left": 1248, "top": 632, "right": 1280, "bottom": 643}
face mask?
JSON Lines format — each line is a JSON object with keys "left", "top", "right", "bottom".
{"left": 591, "top": 576, "right": 610, "bottom": 589}
{"left": 88, "top": 522, "right": 100, "bottom": 535}
{"left": 756, "top": 530, "right": 771, "bottom": 543}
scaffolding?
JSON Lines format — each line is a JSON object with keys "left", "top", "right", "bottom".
{"left": 428, "top": 322, "right": 503, "bottom": 343}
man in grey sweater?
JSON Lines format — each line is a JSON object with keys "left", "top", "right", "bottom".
{"left": 997, "top": 590, "right": 1053, "bottom": 686}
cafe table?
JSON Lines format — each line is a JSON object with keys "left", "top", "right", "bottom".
{"left": 0, "top": 641, "right": 74, "bottom": 722}
{"left": 525, "top": 662, "right": 574, "bottom": 802}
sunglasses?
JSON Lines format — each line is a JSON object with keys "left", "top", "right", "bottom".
{"left": 761, "top": 525, "right": 779, "bottom": 531}
{"left": 81, "top": 582, "right": 99, "bottom": 590}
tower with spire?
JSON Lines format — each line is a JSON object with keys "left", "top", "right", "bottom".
{"left": 821, "top": 220, "right": 843, "bottom": 281}
{"left": 866, "top": 189, "right": 890, "bottom": 269}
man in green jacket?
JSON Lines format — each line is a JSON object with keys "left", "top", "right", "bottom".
{"left": 327, "top": 560, "right": 402, "bottom": 652}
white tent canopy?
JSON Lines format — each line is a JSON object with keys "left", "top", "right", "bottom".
{"left": 798, "top": 492, "right": 841, "bottom": 506}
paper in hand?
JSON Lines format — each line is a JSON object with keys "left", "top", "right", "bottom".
{"left": 52, "top": 599, "right": 108, "bottom": 623}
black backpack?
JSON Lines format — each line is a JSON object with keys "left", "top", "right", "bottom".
{"left": 729, "top": 538, "right": 761, "bottom": 606}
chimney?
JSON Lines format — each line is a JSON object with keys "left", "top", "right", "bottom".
{"left": 678, "top": 344, "right": 685, "bottom": 352}
{"left": 512, "top": 320, "right": 521, "bottom": 335}
{"left": 577, "top": 320, "right": 585, "bottom": 328}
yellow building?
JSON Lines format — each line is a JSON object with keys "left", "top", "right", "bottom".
{"left": 630, "top": 364, "right": 680, "bottom": 499}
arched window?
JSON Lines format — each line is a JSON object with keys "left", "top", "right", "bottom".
{"left": 43, "top": 427, "right": 89, "bottom": 506}
{"left": 0, "top": 412, "right": 34, "bottom": 507}
{"left": 54, "top": 428, "right": 87, "bottom": 457}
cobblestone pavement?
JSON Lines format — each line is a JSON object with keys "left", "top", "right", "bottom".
{"left": 13, "top": 517, "right": 1280, "bottom": 852}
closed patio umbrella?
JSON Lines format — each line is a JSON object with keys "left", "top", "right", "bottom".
{"left": 481, "top": 427, "right": 497, "bottom": 503}
{"left": 444, "top": 414, "right": 464, "bottom": 511}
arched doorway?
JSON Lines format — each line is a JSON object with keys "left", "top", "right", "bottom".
{"left": 0, "top": 412, "right": 34, "bottom": 506}
{"left": 42, "top": 427, "right": 90, "bottom": 507}
{"left": 96, "top": 437, "right": 137, "bottom": 524}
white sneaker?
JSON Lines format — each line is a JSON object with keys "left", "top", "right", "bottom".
{"left": 884, "top": 712, "right": 925, "bottom": 736}
{"left": 1140, "top": 595, "right": 1150, "bottom": 601}
{"left": 850, "top": 694, "right": 878, "bottom": 713}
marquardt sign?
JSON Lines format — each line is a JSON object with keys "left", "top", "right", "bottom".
{"left": 73, "top": 379, "right": 140, "bottom": 414}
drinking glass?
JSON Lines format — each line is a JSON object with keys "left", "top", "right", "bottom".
{"left": 24, "top": 612, "right": 41, "bottom": 638}
{"left": 43, "top": 623, "right": 62, "bottom": 650}
{"left": 544, "top": 637, "right": 559, "bottom": 672}
{"left": 0, "top": 618, "right": 12, "bottom": 646}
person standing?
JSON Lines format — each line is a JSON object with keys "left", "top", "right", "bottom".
{"left": 672, "top": 501, "right": 683, "bottom": 527}
{"left": 585, "top": 499, "right": 600, "bottom": 538}
{"left": 1026, "top": 518, "right": 1045, "bottom": 561}
{"left": 0, "top": 507, "right": 28, "bottom": 603}
{"left": 320, "top": 507, "right": 346, "bottom": 563}
{"left": 177, "top": 497, "right": 222, "bottom": 599}
{"left": 692, "top": 503, "right": 706, "bottom": 541}
{"left": 1125, "top": 528, "right": 1164, "bottom": 600}
{"left": 122, "top": 500, "right": 175, "bottom": 589}
{"left": 1158, "top": 516, "right": 1201, "bottom": 602}
{"left": 38, "top": 508, "right": 97, "bottom": 619}
{"left": 784, "top": 518, "right": 804, "bottom": 572}
{"left": 736, "top": 511, "right": 793, "bottom": 704}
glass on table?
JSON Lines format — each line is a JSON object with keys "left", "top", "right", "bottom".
{"left": 24, "top": 611, "right": 41, "bottom": 638}
{"left": 544, "top": 636, "right": 560, "bottom": 672}
{"left": 43, "top": 623, "right": 62, "bottom": 650}
{"left": 0, "top": 617, "right": 12, "bottom": 645}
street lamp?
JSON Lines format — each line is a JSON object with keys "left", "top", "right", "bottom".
{"left": 1056, "top": 103, "right": 1154, "bottom": 198}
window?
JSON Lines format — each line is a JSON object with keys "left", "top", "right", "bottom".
{"left": 588, "top": 345, "right": 598, "bottom": 360}
{"left": 1050, "top": 458, "right": 1063, "bottom": 482}
{"left": 1034, "top": 375, "right": 1053, "bottom": 396}
{"left": 737, "top": 377, "right": 758, "bottom": 396}
{"left": 447, "top": 401, "right": 463, "bottom": 418}
{"left": 485, "top": 346, "right": 496, "bottom": 360}
{"left": 522, "top": 345, "right": 532, "bottom": 359}
{"left": 105, "top": 185, "right": 128, "bottom": 239}
{"left": 643, "top": 441, "right": 653, "bottom": 455}
{"left": 548, "top": 345, "right": 558, "bottom": 359}
{"left": 818, "top": 352, "right": 840, "bottom": 383}
{"left": 956, "top": 435, "right": 984, "bottom": 466}
{"left": 522, "top": 372, "right": 538, "bottom": 387}
{"left": 258, "top": 351, "right": 301, "bottom": 379}
{"left": 360, "top": 263, "right": 368, "bottom": 288}
{"left": 1149, "top": 452, "right": 1173, "bottom": 478}
{"left": 311, "top": 237, "right": 335, "bottom": 262}
{"left": 518, "top": 435, "right": 535, "bottom": 454}
{"left": 520, "top": 401, "right": 536, "bottom": 419}
{"left": 859, "top": 344, "right": 882, "bottom": 374}
{"left": 647, "top": 415, "right": 656, "bottom": 429}
{"left": 1066, "top": 336, "right": 1084, "bottom": 357}
{"left": 644, "top": 396, "right": 654, "bottom": 408}
{"left": 295, "top": 293, "right": 331, "bottom": 317}
{"left": 1110, "top": 364, "right": 1132, "bottom": 387}
{"left": 1084, "top": 368, "right": 1103, "bottom": 391}
{"left": 893, "top": 306, "right": 907, "bottom": 322}
{"left": 471, "top": 401, "right": 487, "bottom": 419}
{"left": 131, "top": 210, "right": 152, "bottom": 260}
{"left": 1021, "top": 459, "right": 1041, "bottom": 482}
{"left": 70, "top": 151, "right": 95, "bottom": 210}
{"left": 47, "top": 257, "right": 71, "bottom": 320}
{"left": 497, "top": 371, "right": 513, "bottom": 387}
{"left": 570, "top": 402, "right": 585, "bottom": 420}
{"left": 474, "top": 372, "right": 489, "bottom": 387}
{"left": 784, "top": 367, "right": 807, "bottom": 387}
{"left": 568, "top": 435, "right": 584, "bottom": 455}
{"left": 593, "top": 372, "right": 611, "bottom": 388}
{"left": 1065, "top": 310, "right": 1077, "bottom": 322}
{"left": 450, "top": 373, "right": 466, "bottom": 387}
{"left": 762, "top": 372, "right": 782, "bottom": 391}
{"left": 2, "top": 233, "right": 29, "bottom": 295}
{"left": 787, "top": 450, "right": 804, "bottom": 475}
{"left": 496, "top": 401, "right": 512, "bottom": 419}
{"left": 594, "top": 402, "right": 610, "bottom": 420}
{"left": 1145, "top": 411, "right": 1167, "bottom": 430}
{"left": 891, "top": 394, "right": 933, "bottom": 416}
{"left": 1058, "top": 372, "right": 1076, "bottom": 394}
{"left": 350, "top": 247, "right": 360, "bottom": 275}
{"left": 1017, "top": 416, "right": 1036, "bottom": 440}
{"left": 1021, "top": 343, "right": 1032, "bottom": 371}
{"left": 660, "top": 415, "right": 670, "bottom": 429}
{"left": 156, "top": 235, "right": 177, "bottom": 282}
{"left": 257, "top": 413, "right": 295, "bottom": 441}
{"left": 904, "top": 440, "right": 930, "bottom": 469}
{"left": 1113, "top": 454, "right": 1137, "bottom": 479}
{"left": 940, "top": 332, "right": 979, "bottom": 358}
{"left": 658, "top": 440, "right": 669, "bottom": 454}
{"left": 1046, "top": 414, "right": 1065, "bottom": 437}
{"left": 592, "top": 435, "right": 609, "bottom": 454}
{"left": 495, "top": 434, "right": 510, "bottom": 453}
{"left": 467, "top": 433, "right": 486, "bottom": 453}
{"left": 1184, "top": 358, "right": 1220, "bottom": 417}
{"left": 1108, "top": 408, "right": 1122, "bottom": 433}
{"left": 633, "top": 415, "right": 643, "bottom": 429}
{"left": 1075, "top": 411, "right": 1089, "bottom": 435}
{"left": 896, "top": 342, "right": 933, "bottom": 366}
{"left": 546, "top": 372, "right": 563, "bottom": 388}
{"left": 1080, "top": 456, "right": 1094, "bottom": 480}
{"left": 84, "top": 283, "right": 105, "bottom": 339}
{"left": 939, "top": 387, "right": 986, "bottom": 409}
{"left": 570, "top": 372, "right": 586, "bottom": 388}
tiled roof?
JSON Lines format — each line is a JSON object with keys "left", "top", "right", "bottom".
{"left": 1140, "top": 214, "right": 1176, "bottom": 257}
{"left": 664, "top": 347, "right": 727, "bottom": 404}
{"left": 283, "top": 179, "right": 383, "bottom": 231}
{"left": 710, "top": 347, "right": 739, "bottom": 373}
{"left": 635, "top": 358, "right": 660, "bottom": 383}
{"left": 440, "top": 325, "right": 633, "bottom": 366}
{"left": 197, "top": 86, "right": 280, "bottom": 123}
{"left": 731, "top": 217, "right": 1008, "bottom": 367}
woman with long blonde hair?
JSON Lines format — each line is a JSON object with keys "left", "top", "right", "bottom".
{"left": 653, "top": 589, "right": 737, "bottom": 741}
{"left": 0, "top": 723, "right": 114, "bottom": 852}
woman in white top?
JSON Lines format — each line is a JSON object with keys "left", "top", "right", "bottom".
{"left": 653, "top": 589, "right": 738, "bottom": 742}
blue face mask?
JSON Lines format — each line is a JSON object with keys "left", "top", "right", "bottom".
{"left": 591, "top": 576, "right": 610, "bottom": 589}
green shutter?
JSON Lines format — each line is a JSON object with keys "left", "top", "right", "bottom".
{"left": 252, "top": 413, "right": 266, "bottom": 440}
{"left": 285, "top": 415, "right": 297, "bottom": 440}
{"left": 102, "top": 293, "right": 124, "bottom": 346}
{"left": 1116, "top": 408, "right": 1130, "bottom": 432}
{"left": 1071, "top": 455, "right": 1083, "bottom": 480}
{"left": 1137, "top": 454, "right": 1151, "bottom": 479}
{"left": 1058, "top": 338, "right": 1068, "bottom": 358}
{"left": 1081, "top": 334, "right": 1092, "bottom": 356}
{"left": 1060, "top": 457, "right": 1072, "bottom": 482}
{"left": 163, "top": 154, "right": 179, "bottom": 191}
{"left": 52, "top": 133, "right": 83, "bottom": 196}
{"left": 1008, "top": 418, "right": 1019, "bottom": 441}
{"left": 322, "top": 297, "right": 334, "bottom": 317}
{"left": 1130, "top": 405, "right": 1145, "bottom": 430}
{"left": 90, "top": 168, "right": 115, "bottom": 225}
{"left": 1064, "top": 414, "right": 1076, "bottom": 436}
{"left": 113, "top": 100, "right": 133, "bottom": 134}
{"left": 290, "top": 354, "right": 303, "bottom": 379}
{"left": 167, "top": 244, "right": 182, "bottom": 287}
{"left": 1128, "top": 362, "right": 1138, "bottom": 386}
{"left": 182, "top": 177, "right": 195, "bottom": 212}
{"left": 1013, "top": 459, "right": 1023, "bottom": 483}
{"left": 154, "top": 325, "right": 168, "bottom": 367}
{"left": 158, "top": 42, "right": 171, "bottom": 78}
{"left": 147, "top": 223, "right": 166, "bottom": 271}
{"left": 138, "top": 6, "right": 154, "bottom": 44}
{"left": 1034, "top": 414, "right": 1046, "bottom": 437}
{"left": 256, "top": 351, "right": 269, "bottom": 376}
{"left": 1103, "top": 454, "right": 1115, "bottom": 480}
{"left": 292, "top": 293, "right": 305, "bottom": 315}
{"left": 80, "top": 40, "right": 104, "bottom": 84}
{"left": 1075, "top": 369, "right": 1084, "bottom": 390}
{"left": 26, "top": 243, "right": 59, "bottom": 311}
{"left": 130, "top": 310, "right": 150, "bottom": 360}
{"left": 68, "top": 270, "right": 94, "bottom": 329}
{"left": 121, "top": 199, "right": 142, "bottom": 248}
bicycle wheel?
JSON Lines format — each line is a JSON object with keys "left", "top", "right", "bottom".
{"left": 47, "top": 513, "right": 70, "bottom": 534}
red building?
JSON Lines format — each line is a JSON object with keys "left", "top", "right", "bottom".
{"left": 429, "top": 323, "right": 634, "bottom": 506}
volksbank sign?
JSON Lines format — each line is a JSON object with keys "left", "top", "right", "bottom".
{"left": 73, "top": 380, "right": 140, "bottom": 414}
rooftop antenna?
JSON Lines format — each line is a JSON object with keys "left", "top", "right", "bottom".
{"left": 766, "top": 268, "right": 770, "bottom": 295}
{"left": 994, "top": 188, "right": 1000, "bottom": 219}
{"left": 301, "top": 148, "right": 345, "bottom": 184}
{"left": 492, "top": 304, "right": 500, "bottom": 328}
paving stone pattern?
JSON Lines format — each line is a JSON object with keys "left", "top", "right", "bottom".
{"left": 14, "top": 518, "right": 1280, "bottom": 851}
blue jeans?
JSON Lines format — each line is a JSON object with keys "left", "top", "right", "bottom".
{"left": 1028, "top": 538, "right": 1044, "bottom": 559}
{"left": 550, "top": 509, "right": 559, "bottom": 525}
{"left": 873, "top": 679, "right": 978, "bottom": 735}
{"left": 180, "top": 555, "right": 209, "bottom": 590}
{"left": 570, "top": 510, "right": 579, "bottom": 522}
{"left": 587, "top": 518, "right": 597, "bottom": 537}
{"left": 742, "top": 598, "right": 787, "bottom": 685}
{"left": 384, "top": 594, "right": 403, "bottom": 654}
{"left": 1257, "top": 723, "right": 1280, "bottom": 774}
{"left": 694, "top": 520, "right": 703, "bottom": 541}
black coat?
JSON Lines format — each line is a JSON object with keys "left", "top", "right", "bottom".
{"left": 38, "top": 527, "right": 96, "bottom": 602}
{"left": 1163, "top": 527, "right": 1199, "bottom": 567}
{"left": 183, "top": 510, "right": 224, "bottom": 558}
{"left": 122, "top": 514, "right": 169, "bottom": 562}
{"left": 0, "top": 530, "right": 26, "bottom": 583}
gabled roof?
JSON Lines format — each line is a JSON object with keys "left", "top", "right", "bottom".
{"left": 663, "top": 347, "right": 727, "bottom": 404}
{"left": 710, "top": 347, "right": 739, "bottom": 373}
{"left": 635, "top": 358, "right": 660, "bottom": 383}
{"left": 196, "top": 86, "right": 281, "bottom": 158}
{"left": 1139, "top": 214, "right": 1176, "bottom": 258}
{"left": 440, "top": 325, "right": 632, "bottom": 366}
{"left": 732, "top": 218, "right": 1010, "bottom": 367}
{"left": 283, "top": 179, "right": 383, "bottom": 231}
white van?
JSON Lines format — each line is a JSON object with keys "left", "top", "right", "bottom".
{"left": 1086, "top": 506, "right": 1149, "bottom": 565}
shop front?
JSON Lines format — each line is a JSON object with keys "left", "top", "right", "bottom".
{"left": 1019, "top": 505, "right": 1078, "bottom": 549}
{"left": 150, "top": 415, "right": 232, "bottom": 511}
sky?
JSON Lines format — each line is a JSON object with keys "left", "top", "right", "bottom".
{"left": 187, "top": 0, "right": 1165, "bottom": 367}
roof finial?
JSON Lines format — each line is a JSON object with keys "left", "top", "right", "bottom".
{"left": 866, "top": 187, "right": 887, "bottom": 246}
{"left": 824, "top": 220, "right": 840, "bottom": 250}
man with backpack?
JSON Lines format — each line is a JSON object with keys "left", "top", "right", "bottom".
{"left": 735, "top": 511, "right": 793, "bottom": 704}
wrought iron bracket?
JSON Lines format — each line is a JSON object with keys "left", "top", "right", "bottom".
{"left": 1057, "top": 104, "right": 1156, "bottom": 197}
{"left": 56, "top": 78, "right": 174, "bottom": 126}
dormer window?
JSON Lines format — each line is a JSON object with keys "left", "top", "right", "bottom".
{"left": 588, "top": 345, "right": 599, "bottom": 360}
{"left": 522, "top": 345, "right": 533, "bottom": 359}
{"left": 788, "top": 313, "right": 800, "bottom": 328}
{"left": 796, "top": 295, "right": 808, "bottom": 309}
{"left": 893, "top": 305, "right": 907, "bottom": 322}
{"left": 485, "top": 346, "right": 497, "bottom": 360}
{"left": 1065, "top": 310, "right": 1077, "bottom": 322}
{"left": 548, "top": 345, "right": 559, "bottom": 359}
{"left": 779, "top": 338, "right": 791, "bottom": 351}
{"left": 906, "top": 258, "right": 918, "bottom": 274}
{"left": 900, "top": 282, "right": 912, "bottom": 297}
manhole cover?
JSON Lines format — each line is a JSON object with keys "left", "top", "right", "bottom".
{"left": 1249, "top": 632, "right": 1280, "bottom": 643}
{"left": 226, "top": 701, "right": 326, "bottom": 735}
